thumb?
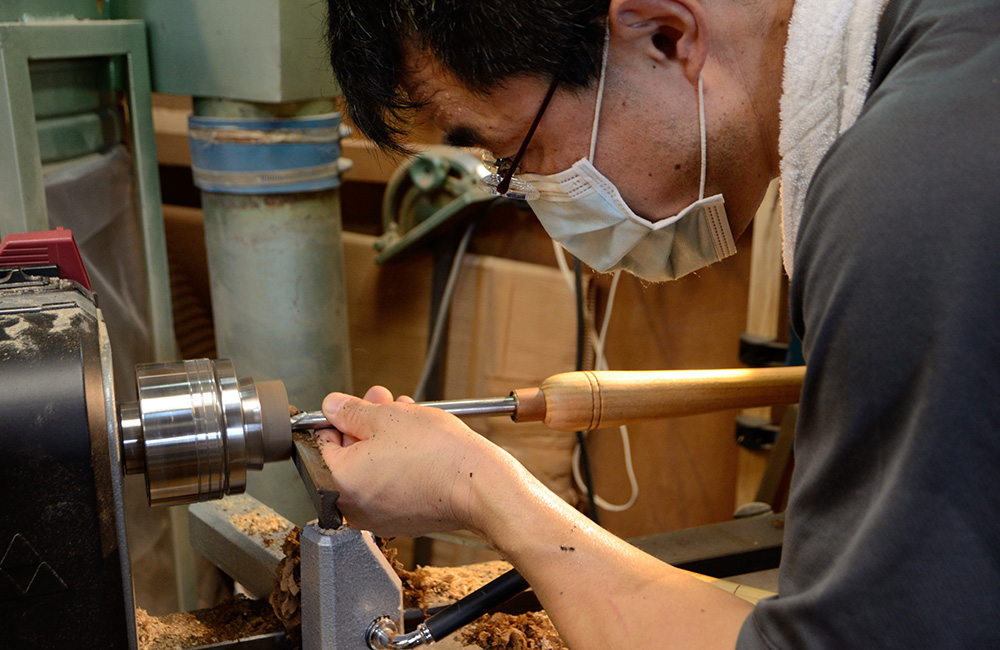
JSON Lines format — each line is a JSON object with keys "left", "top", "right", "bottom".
{"left": 321, "top": 392, "right": 375, "bottom": 441}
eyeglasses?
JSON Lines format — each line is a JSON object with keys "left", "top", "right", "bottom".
{"left": 478, "top": 76, "right": 559, "bottom": 201}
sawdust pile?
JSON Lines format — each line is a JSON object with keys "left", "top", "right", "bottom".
{"left": 460, "top": 612, "right": 567, "bottom": 650}
{"left": 395, "top": 558, "right": 514, "bottom": 611}
{"left": 135, "top": 596, "right": 282, "bottom": 650}
{"left": 269, "top": 525, "right": 303, "bottom": 646}
{"left": 229, "top": 506, "right": 290, "bottom": 548}
{"left": 384, "top": 548, "right": 567, "bottom": 650}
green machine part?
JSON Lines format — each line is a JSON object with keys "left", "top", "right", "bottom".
{"left": 112, "top": 0, "right": 353, "bottom": 414}
{"left": 31, "top": 57, "right": 124, "bottom": 164}
{"left": 113, "top": 0, "right": 338, "bottom": 102}
{"left": 376, "top": 146, "right": 496, "bottom": 264}
{"left": 0, "top": 14, "right": 175, "bottom": 362}
{"left": 0, "top": 2, "right": 183, "bottom": 614}
{"left": 0, "top": 0, "right": 109, "bottom": 21}
{"left": 2, "top": 2, "right": 122, "bottom": 164}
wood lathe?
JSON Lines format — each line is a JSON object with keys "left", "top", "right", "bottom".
{"left": 0, "top": 229, "right": 800, "bottom": 649}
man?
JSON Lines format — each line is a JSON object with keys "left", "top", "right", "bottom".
{"left": 319, "top": 0, "right": 1000, "bottom": 647}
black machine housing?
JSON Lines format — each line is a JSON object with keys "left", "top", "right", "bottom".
{"left": 0, "top": 266, "right": 135, "bottom": 648}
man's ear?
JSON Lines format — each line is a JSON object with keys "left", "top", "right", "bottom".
{"left": 609, "top": 0, "right": 709, "bottom": 84}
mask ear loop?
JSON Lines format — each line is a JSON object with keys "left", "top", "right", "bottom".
{"left": 697, "top": 73, "right": 707, "bottom": 200}
{"left": 591, "top": 28, "right": 707, "bottom": 202}
{"left": 588, "top": 22, "right": 611, "bottom": 161}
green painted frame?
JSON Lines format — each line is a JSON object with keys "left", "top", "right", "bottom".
{"left": 0, "top": 19, "right": 176, "bottom": 361}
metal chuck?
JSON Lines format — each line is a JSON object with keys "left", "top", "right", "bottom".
{"left": 118, "top": 358, "right": 292, "bottom": 507}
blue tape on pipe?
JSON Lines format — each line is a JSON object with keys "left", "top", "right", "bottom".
{"left": 188, "top": 113, "right": 347, "bottom": 194}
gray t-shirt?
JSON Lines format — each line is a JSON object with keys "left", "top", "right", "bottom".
{"left": 738, "top": 0, "right": 1000, "bottom": 647}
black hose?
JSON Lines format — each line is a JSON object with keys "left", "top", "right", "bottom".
{"left": 422, "top": 568, "right": 530, "bottom": 641}
{"left": 574, "top": 258, "right": 586, "bottom": 373}
{"left": 573, "top": 257, "right": 600, "bottom": 526}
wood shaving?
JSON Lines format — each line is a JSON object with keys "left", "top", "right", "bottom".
{"left": 295, "top": 429, "right": 323, "bottom": 451}
{"left": 269, "top": 525, "right": 303, "bottom": 648}
{"left": 294, "top": 430, "right": 334, "bottom": 473}
{"left": 135, "top": 595, "right": 282, "bottom": 650}
{"left": 460, "top": 612, "right": 566, "bottom": 650}
{"left": 396, "top": 560, "right": 514, "bottom": 611}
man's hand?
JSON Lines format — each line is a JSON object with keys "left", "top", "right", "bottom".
{"left": 316, "top": 386, "right": 512, "bottom": 537}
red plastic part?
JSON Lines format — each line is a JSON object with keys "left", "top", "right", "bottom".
{"left": 0, "top": 227, "right": 91, "bottom": 290}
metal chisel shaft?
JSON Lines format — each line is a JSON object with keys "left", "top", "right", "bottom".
{"left": 290, "top": 396, "right": 518, "bottom": 431}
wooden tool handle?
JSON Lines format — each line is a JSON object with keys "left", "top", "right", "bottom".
{"left": 512, "top": 366, "right": 805, "bottom": 431}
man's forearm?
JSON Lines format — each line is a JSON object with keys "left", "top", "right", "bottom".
{"left": 466, "top": 453, "right": 753, "bottom": 650}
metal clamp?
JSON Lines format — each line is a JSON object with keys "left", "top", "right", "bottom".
{"left": 366, "top": 567, "right": 529, "bottom": 649}
{"left": 367, "top": 617, "right": 433, "bottom": 650}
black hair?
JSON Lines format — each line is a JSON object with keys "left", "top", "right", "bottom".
{"left": 327, "top": 0, "right": 610, "bottom": 153}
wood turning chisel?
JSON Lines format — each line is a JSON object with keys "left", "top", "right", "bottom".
{"left": 291, "top": 365, "right": 806, "bottom": 432}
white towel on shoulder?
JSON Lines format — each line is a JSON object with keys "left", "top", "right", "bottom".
{"left": 779, "top": 0, "right": 886, "bottom": 276}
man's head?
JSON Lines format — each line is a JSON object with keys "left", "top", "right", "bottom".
{"left": 327, "top": 1, "right": 609, "bottom": 154}
{"left": 328, "top": 0, "right": 791, "bottom": 241}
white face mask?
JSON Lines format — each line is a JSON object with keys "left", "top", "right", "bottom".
{"left": 519, "top": 33, "right": 736, "bottom": 282}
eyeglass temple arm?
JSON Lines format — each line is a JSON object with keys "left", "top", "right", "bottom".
{"left": 496, "top": 77, "right": 560, "bottom": 195}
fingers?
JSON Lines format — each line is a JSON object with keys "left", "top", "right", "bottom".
{"left": 322, "top": 386, "right": 408, "bottom": 430}
{"left": 314, "top": 428, "right": 343, "bottom": 446}
{"left": 319, "top": 432, "right": 353, "bottom": 469}
{"left": 313, "top": 386, "right": 509, "bottom": 537}
{"left": 314, "top": 428, "right": 361, "bottom": 448}
{"left": 362, "top": 385, "right": 412, "bottom": 404}
{"left": 320, "top": 388, "right": 399, "bottom": 444}
{"left": 363, "top": 385, "right": 395, "bottom": 404}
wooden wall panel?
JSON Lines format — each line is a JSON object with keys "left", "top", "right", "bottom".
{"left": 584, "top": 231, "right": 754, "bottom": 538}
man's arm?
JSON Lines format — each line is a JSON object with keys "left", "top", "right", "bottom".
{"left": 318, "top": 387, "right": 752, "bottom": 650}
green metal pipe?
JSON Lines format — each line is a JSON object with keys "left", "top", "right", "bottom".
{"left": 193, "top": 97, "right": 352, "bottom": 523}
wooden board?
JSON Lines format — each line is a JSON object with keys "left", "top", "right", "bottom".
{"left": 589, "top": 234, "right": 754, "bottom": 537}
{"left": 736, "top": 180, "right": 786, "bottom": 508}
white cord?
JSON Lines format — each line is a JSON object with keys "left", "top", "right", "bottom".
{"left": 561, "top": 74, "right": 704, "bottom": 510}
{"left": 572, "top": 423, "right": 638, "bottom": 512}
{"left": 552, "top": 241, "right": 640, "bottom": 512}
{"left": 588, "top": 22, "right": 611, "bottom": 162}
{"left": 697, "top": 73, "right": 707, "bottom": 201}
{"left": 553, "top": 243, "right": 607, "bottom": 361}
{"left": 596, "top": 270, "right": 620, "bottom": 367}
